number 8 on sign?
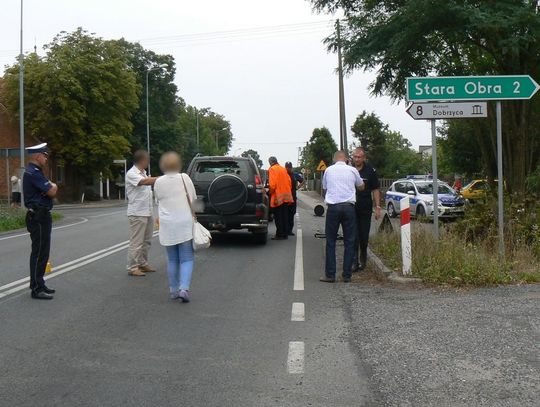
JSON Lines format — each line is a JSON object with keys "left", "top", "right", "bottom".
{"left": 416, "top": 105, "right": 423, "bottom": 116}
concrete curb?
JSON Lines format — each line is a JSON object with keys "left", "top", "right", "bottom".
{"left": 298, "top": 191, "right": 423, "bottom": 284}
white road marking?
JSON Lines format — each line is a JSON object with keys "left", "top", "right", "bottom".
{"left": 0, "top": 217, "right": 89, "bottom": 241}
{"left": 287, "top": 341, "right": 305, "bottom": 374}
{"left": 291, "top": 302, "right": 305, "bottom": 322}
{"left": 294, "top": 228, "right": 304, "bottom": 291}
{"left": 0, "top": 231, "right": 159, "bottom": 299}
{"left": 87, "top": 210, "right": 126, "bottom": 218}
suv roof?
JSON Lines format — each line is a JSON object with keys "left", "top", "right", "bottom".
{"left": 191, "top": 155, "right": 252, "bottom": 162}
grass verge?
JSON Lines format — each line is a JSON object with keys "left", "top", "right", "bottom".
{"left": 0, "top": 207, "right": 63, "bottom": 232}
{"left": 370, "top": 225, "right": 540, "bottom": 286}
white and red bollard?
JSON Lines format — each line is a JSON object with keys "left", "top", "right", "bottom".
{"left": 400, "top": 196, "right": 412, "bottom": 275}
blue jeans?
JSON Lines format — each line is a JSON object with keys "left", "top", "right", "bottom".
{"left": 325, "top": 204, "right": 357, "bottom": 279}
{"left": 165, "top": 240, "right": 194, "bottom": 292}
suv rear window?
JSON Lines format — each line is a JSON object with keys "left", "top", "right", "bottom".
{"left": 193, "top": 161, "right": 251, "bottom": 182}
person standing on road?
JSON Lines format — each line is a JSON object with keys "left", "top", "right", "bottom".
{"left": 126, "top": 150, "right": 157, "bottom": 277}
{"left": 320, "top": 151, "right": 364, "bottom": 283}
{"left": 10, "top": 175, "right": 22, "bottom": 208}
{"left": 285, "top": 162, "right": 304, "bottom": 236}
{"left": 154, "top": 152, "right": 196, "bottom": 302}
{"left": 23, "top": 143, "right": 58, "bottom": 300}
{"left": 351, "top": 148, "right": 381, "bottom": 273}
{"left": 268, "top": 157, "right": 293, "bottom": 240}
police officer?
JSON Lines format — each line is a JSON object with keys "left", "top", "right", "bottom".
{"left": 23, "top": 143, "right": 58, "bottom": 299}
{"left": 352, "top": 147, "right": 381, "bottom": 272}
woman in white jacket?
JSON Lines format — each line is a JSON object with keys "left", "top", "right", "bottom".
{"left": 154, "top": 152, "right": 197, "bottom": 302}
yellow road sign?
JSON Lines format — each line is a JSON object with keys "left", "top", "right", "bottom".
{"left": 316, "top": 160, "right": 327, "bottom": 171}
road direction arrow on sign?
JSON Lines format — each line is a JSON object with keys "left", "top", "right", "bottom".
{"left": 406, "top": 102, "right": 488, "bottom": 120}
{"left": 407, "top": 75, "right": 540, "bottom": 102}
{"left": 316, "top": 160, "right": 327, "bottom": 171}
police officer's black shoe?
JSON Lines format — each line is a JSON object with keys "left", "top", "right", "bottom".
{"left": 31, "top": 290, "right": 53, "bottom": 300}
{"left": 43, "top": 286, "right": 56, "bottom": 294}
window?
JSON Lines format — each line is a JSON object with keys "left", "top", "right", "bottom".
{"left": 193, "top": 161, "right": 250, "bottom": 182}
{"left": 415, "top": 182, "right": 454, "bottom": 195}
{"left": 394, "top": 182, "right": 408, "bottom": 193}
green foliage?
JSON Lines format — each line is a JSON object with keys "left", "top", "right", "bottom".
{"left": 301, "top": 127, "right": 338, "bottom": 172}
{"left": 370, "top": 225, "right": 540, "bottom": 287}
{"left": 438, "top": 120, "right": 488, "bottom": 179}
{"left": 3, "top": 29, "right": 139, "bottom": 177}
{"left": 241, "top": 149, "right": 263, "bottom": 168}
{"left": 309, "top": 0, "right": 540, "bottom": 193}
{"left": 351, "top": 111, "right": 427, "bottom": 177}
{"left": 0, "top": 208, "right": 62, "bottom": 232}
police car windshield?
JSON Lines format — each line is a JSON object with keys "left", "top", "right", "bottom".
{"left": 415, "top": 182, "right": 454, "bottom": 195}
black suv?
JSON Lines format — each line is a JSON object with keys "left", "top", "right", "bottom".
{"left": 186, "top": 155, "right": 269, "bottom": 244}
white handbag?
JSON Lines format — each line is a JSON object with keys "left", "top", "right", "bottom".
{"left": 181, "top": 174, "right": 211, "bottom": 250}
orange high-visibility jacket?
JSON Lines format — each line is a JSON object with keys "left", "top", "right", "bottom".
{"left": 268, "top": 164, "right": 293, "bottom": 208}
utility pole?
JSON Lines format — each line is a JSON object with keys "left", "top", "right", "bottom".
{"left": 196, "top": 108, "right": 200, "bottom": 151}
{"left": 19, "top": 0, "right": 25, "bottom": 180}
{"left": 336, "top": 19, "right": 348, "bottom": 155}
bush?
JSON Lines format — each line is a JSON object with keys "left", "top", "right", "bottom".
{"left": 370, "top": 224, "right": 540, "bottom": 286}
{"left": 0, "top": 207, "right": 63, "bottom": 232}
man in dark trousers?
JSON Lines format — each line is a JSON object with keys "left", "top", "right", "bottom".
{"left": 320, "top": 151, "right": 364, "bottom": 283}
{"left": 352, "top": 147, "right": 381, "bottom": 272}
{"left": 284, "top": 162, "right": 304, "bottom": 236}
{"left": 268, "top": 157, "right": 293, "bottom": 240}
{"left": 23, "top": 143, "right": 58, "bottom": 299}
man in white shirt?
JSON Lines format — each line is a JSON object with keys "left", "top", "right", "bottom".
{"left": 126, "top": 150, "right": 157, "bottom": 276}
{"left": 320, "top": 151, "right": 364, "bottom": 283}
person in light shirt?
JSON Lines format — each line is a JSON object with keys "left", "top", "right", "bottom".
{"left": 125, "top": 150, "right": 157, "bottom": 276}
{"left": 320, "top": 150, "right": 364, "bottom": 283}
{"left": 154, "top": 152, "right": 196, "bottom": 303}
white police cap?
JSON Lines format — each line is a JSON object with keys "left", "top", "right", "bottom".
{"left": 25, "top": 143, "right": 49, "bottom": 155}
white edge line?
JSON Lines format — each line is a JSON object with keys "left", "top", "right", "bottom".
{"left": 0, "top": 217, "right": 89, "bottom": 241}
{"left": 287, "top": 341, "right": 305, "bottom": 374}
{"left": 0, "top": 231, "right": 159, "bottom": 298}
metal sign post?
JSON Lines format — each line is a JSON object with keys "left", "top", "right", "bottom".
{"left": 431, "top": 119, "right": 439, "bottom": 240}
{"left": 496, "top": 101, "right": 505, "bottom": 257}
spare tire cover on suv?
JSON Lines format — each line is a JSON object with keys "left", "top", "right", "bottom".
{"left": 208, "top": 174, "right": 248, "bottom": 215}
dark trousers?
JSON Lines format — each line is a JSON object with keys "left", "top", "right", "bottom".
{"left": 273, "top": 204, "right": 289, "bottom": 238}
{"left": 287, "top": 204, "right": 297, "bottom": 235}
{"left": 353, "top": 211, "right": 373, "bottom": 269}
{"left": 26, "top": 210, "right": 52, "bottom": 292}
{"left": 325, "top": 203, "right": 356, "bottom": 279}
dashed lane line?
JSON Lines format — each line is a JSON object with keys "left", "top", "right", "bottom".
{"left": 287, "top": 341, "right": 305, "bottom": 374}
{"left": 291, "top": 302, "right": 305, "bottom": 322}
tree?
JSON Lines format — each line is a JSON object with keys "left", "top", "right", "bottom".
{"left": 113, "top": 39, "right": 180, "bottom": 173}
{"left": 350, "top": 111, "right": 426, "bottom": 178}
{"left": 309, "top": 0, "right": 540, "bottom": 193}
{"left": 301, "top": 127, "right": 338, "bottom": 172}
{"left": 2, "top": 29, "right": 139, "bottom": 191}
{"left": 350, "top": 111, "right": 387, "bottom": 171}
{"left": 242, "top": 149, "right": 263, "bottom": 168}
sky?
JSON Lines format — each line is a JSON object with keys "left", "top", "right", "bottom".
{"left": 0, "top": 0, "right": 431, "bottom": 168}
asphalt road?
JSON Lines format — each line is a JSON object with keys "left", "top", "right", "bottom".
{"left": 0, "top": 202, "right": 376, "bottom": 406}
{"left": 1, "top": 197, "right": 538, "bottom": 406}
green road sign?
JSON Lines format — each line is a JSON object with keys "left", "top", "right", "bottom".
{"left": 407, "top": 75, "right": 540, "bottom": 102}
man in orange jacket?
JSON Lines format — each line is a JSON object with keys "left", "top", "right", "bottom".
{"left": 268, "top": 156, "right": 293, "bottom": 240}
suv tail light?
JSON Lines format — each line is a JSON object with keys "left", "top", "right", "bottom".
{"left": 255, "top": 175, "right": 263, "bottom": 189}
{"left": 255, "top": 205, "right": 265, "bottom": 218}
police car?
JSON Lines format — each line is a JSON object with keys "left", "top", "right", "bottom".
{"left": 385, "top": 178, "right": 466, "bottom": 219}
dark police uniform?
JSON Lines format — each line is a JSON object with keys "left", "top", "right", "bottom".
{"left": 287, "top": 169, "right": 304, "bottom": 235}
{"left": 23, "top": 160, "right": 54, "bottom": 295}
{"left": 353, "top": 163, "right": 380, "bottom": 270}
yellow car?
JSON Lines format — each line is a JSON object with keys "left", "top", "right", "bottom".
{"left": 461, "top": 179, "right": 488, "bottom": 201}
{"left": 461, "top": 179, "right": 504, "bottom": 202}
